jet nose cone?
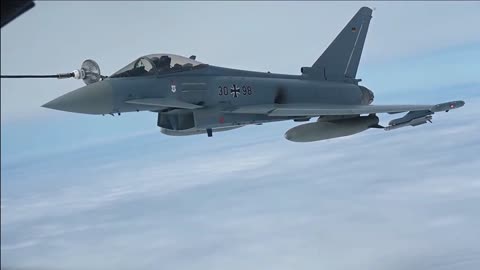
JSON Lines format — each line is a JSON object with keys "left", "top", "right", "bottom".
{"left": 42, "top": 80, "right": 113, "bottom": 114}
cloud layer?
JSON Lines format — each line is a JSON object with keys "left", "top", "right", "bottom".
{"left": 2, "top": 94, "right": 479, "bottom": 270}
{"left": 2, "top": 2, "right": 480, "bottom": 270}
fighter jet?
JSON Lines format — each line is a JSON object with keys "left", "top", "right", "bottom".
{"left": 39, "top": 7, "right": 464, "bottom": 142}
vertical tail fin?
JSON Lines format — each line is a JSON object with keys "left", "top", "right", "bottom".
{"left": 312, "top": 7, "right": 373, "bottom": 81}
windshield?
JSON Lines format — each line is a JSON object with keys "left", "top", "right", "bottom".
{"left": 110, "top": 54, "right": 206, "bottom": 78}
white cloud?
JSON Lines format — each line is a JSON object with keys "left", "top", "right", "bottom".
{"left": 2, "top": 96, "right": 479, "bottom": 270}
{"left": 1, "top": 240, "right": 38, "bottom": 251}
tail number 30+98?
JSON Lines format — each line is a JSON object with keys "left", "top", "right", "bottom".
{"left": 218, "top": 85, "right": 253, "bottom": 97}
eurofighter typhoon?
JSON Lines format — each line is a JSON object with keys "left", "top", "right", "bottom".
{"left": 38, "top": 7, "right": 464, "bottom": 142}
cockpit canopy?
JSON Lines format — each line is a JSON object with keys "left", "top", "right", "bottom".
{"left": 110, "top": 54, "right": 206, "bottom": 78}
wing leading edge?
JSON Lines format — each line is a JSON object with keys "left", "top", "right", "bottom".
{"left": 225, "top": 100, "right": 465, "bottom": 130}
{"left": 226, "top": 101, "right": 465, "bottom": 116}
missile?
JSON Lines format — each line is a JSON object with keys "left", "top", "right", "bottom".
{"left": 285, "top": 115, "right": 379, "bottom": 142}
{"left": 384, "top": 115, "right": 432, "bottom": 131}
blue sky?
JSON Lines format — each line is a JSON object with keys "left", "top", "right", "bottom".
{"left": 1, "top": 2, "right": 480, "bottom": 270}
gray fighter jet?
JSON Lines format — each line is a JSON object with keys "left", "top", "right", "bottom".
{"left": 41, "top": 7, "right": 464, "bottom": 142}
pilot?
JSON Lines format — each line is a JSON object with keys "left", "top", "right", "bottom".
{"left": 150, "top": 57, "right": 160, "bottom": 72}
{"left": 171, "top": 63, "right": 183, "bottom": 71}
{"left": 150, "top": 57, "right": 159, "bottom": 62}
{"left": 154, "top": 56, "right": 171, "bottom": 73}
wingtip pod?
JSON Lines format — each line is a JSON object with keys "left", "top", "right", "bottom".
{"left": 430, "top": 100, "right": 465, "bottom": 112}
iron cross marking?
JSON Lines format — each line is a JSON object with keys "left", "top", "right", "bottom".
{"left": 230, "top": 84, "right": 240, "bottom": 98}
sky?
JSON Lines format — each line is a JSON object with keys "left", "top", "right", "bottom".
{"left": 1, "top": 1, "right": 480, "bottom": 270}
